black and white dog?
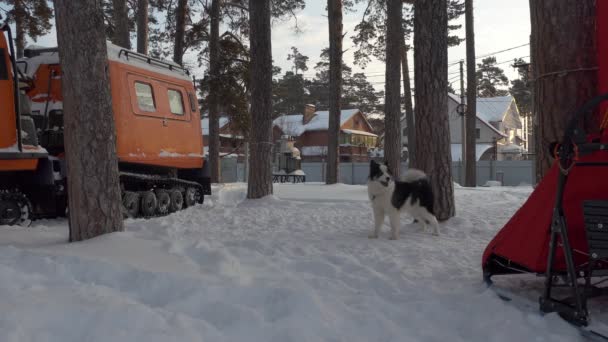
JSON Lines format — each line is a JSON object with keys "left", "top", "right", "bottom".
{"left": 367, "top": 160, "right": 439, "bottom": 239}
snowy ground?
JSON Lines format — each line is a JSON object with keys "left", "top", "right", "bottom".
{"left": 0, "top": 183, "right": 604, "bottom": 341}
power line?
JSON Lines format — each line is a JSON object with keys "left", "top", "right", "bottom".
{"left": 447, "top": 43, "right": 530, "bottom": 67}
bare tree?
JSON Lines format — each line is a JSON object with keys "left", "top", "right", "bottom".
{"left": 112, "top": 0, "right": 131, "bottom": 48}
{"left": 402, "top": 41, "right": 415, "bottom": 166}
{"left": 464, "top": 0, "right": 476, "bottom": 186}
{"left": 530, "top": 0, "right": 597, "bottom": 181}
{"left": 412, "top": 0, "right": 455, "bottom": 220}
{"left": 53, "top": 0, "right": 124, "bottom": 241}
{"left": 173, "top": 0, "right": 187, "bottom": 65}
{"left": 326, "top": 0, "right": 343, "bottom": 184}
{"left": 247, "top": 0, "right": 273, "bottom": 198}
{"left": 384, "top": 0, "right": 402, "bottom": 176}
{"left": 208, "top": 0, "right": 221, "bottom": 183}
{"left": 137, "top": 0, "right": 149, "bottom": 54}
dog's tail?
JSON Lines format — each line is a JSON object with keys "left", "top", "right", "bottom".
{"left": 399, "top": 168, "right": 427, "bottom": 182}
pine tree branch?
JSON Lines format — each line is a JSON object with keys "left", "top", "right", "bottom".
{"left": 225, "top": 1, "right": 249, "bottom": 12}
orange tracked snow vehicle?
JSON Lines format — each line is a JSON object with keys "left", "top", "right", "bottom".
{"left": 0, "top": 23, "right": 210, "bottom": 226}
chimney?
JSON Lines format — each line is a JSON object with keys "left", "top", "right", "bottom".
{"left": 303, "top": 104, "right": 316, "bottom": 125}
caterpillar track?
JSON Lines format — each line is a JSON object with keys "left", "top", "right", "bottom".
{"left": 0, "top": 189, "right": 32, "bottom": 226}
{"left": 119, "top": 172, "right": 205, "bottom": 219}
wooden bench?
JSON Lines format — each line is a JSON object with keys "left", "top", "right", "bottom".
{"left": 272, "top": 174, "right": 306, "bottom": 183}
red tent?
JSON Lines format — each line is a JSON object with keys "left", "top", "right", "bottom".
{"left": 482, "top": 2, "right": 608, "bottom": 277}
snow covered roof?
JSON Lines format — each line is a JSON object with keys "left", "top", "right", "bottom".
{"left": 273, "top": 109, "right": 361, "bottom": 136}
{"left": 341, "top": 129, "right": 377, "bottom": 137}
{"left": 18, "top": 42, "right": 192, "bottom": 81}
{"left": 448, "top": 93, "right": 516, "bottom": 123}
{"left": 499, "top": 143, "right": 524, "bottom": 153}
{"left": 451, "top": 143, "right": 494, "bottom": 161}
{"left": 201, "top": 117, "right": 230, "bottom": 135}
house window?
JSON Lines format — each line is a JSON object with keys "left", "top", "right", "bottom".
{"left": 339, "top": 133, "right": 351, "bottom": 145}
{"left": 168, "top": 89, "right": 185, "bottom": 115}
{"left": 476, "top": 128, "right": 480, "bottom": 139}
{"left": 135, "top": 82, "right": 156, "bottom": 112}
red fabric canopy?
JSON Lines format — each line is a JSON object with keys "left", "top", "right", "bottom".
{"left": 483, "top": 145, "right": 608, "bottom": 275}
{"left": 483, "top": 3, "right": 608, "bottom": 276}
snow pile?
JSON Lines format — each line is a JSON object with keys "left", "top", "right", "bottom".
{"left": 0, "top": 183, "right": 598, "bottom": 341}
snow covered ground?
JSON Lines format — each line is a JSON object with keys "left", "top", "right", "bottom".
{"left": 0, "top": 183, "right": 603, "bottom": 341}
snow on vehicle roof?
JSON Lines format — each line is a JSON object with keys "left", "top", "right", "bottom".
{"left": 106, "top": 42, "right": 192, "bottom": 81}
{"left": 18, "top": 42, "right": 192, "bottom": 81}
{"left": 273, "top": 109, "right": 361, "bottom": 136}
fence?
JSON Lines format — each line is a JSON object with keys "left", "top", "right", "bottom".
{"left": 220, "top": 159, "right": 536, "bottom": 187}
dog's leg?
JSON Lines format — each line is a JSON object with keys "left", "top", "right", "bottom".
{"left": 423, "top": 212, "right": 440, "bottom": 236}
{"left": 388, "top": 210, "right": 400, "bottom": 240}
{"left": 369, "top": 205, "right": 384, "bottom": 239}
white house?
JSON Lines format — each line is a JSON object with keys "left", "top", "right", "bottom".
{"left": 401, "top": 94, "right": 527, "bottom": 161}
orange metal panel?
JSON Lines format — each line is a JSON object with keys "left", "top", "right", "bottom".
{"left": 109, "top": 60, "right": 203, "bottom": 169}
{"left": 0, "top": 31, "right": 16, "bottom": 149}
{"left": 0, "top": 158, "right": 38, "bottom": 171}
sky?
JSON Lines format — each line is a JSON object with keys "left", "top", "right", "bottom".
{"left": 8, "top": 0, "right": 531, "bottom": 93}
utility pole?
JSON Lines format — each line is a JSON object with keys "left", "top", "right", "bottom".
{"left": 459, "top": 60, "right": 466, "bottom": 176}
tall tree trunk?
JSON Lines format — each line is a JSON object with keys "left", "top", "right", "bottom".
{"left": 173, "top": 0, "right": 187, "bottom": 65}
{"left": 112, "top": 0, "right": 131, "bottom": 49}
{"left": 412, "top": 0, "right": 454, "bottom": 221}
{"left": 54, "top": 0, "right": 124, "bottom": 241}
{"left": 402, "top": 41, "right": 415, "bottom": 167}
{"left": 326, "top": 0, "right": 342, "bottom": 184}
{"left": 137, "top": 0, "right": 149, "bottom": 54}
{"left": 384, "top": 0, "right": 402, "bottom": 176}
{"left": 530, "top": 1, "right": 596, "bottom": 181}
{"left": 247, "top": 0, "right": 273, "bottom": 198}
{"left": 464, "top": 0, "right": 476, "bottom": 187}
{"left": 208, "top": 0, "right": 221, "bottom": 183}
{"left": 14, "top": 0, "right": 25, "bottom": 58}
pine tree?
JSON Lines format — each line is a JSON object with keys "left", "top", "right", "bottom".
{"left": 383, "top": 0, "right": 402, "bottom": 176}
{"left": 137, "top": 0, "right": 149, "bottom": 54}
{"left": 112, "top": 0, "right": 130, "bottom": 48}
{"left": 0, "top": 0, "right": 53, "bottom": 58}
{"left": 530, "top": 0, "right": 596, "bottom": 181}
{"left": 247, "top": 0, "right": 273, "bottom": 198}
{"left": 53, "top": 0, "right": 124, "bottom": 241}
{"left": 464, "top": 0, "right": 476, "bottom": 187}
{"left": 476, "top": 56, "right": 509, "bottom": 97}
{"left": 413, "top": 0, "right": 455, "bottom": 221}
{"left": 326, "top": 0, "right": 343, "bottom": 185}
{"left": 173, "top": 0, "right": 187, "bottom": 65}
{"left": 287, "top": 46, "right": 309, "bottom": 75}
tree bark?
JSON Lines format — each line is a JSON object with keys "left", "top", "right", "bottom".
{"left": 530, "top": 1, "right": 596, "bottom": 181}
{"left": 384, "top": 0, "right": 402, "bottom": 177}
{"left": 326, "top": 0, "right": 343, "bottom": 184}
{"left": 14, "top": 0, "right": 25, "bottom": 58}
{"left": 402, "top": 41, "right": 415, "bottom": 167}
{"left": 464, "top": 0, "right": 476, "bottom": 187}
{"left": 412, "top": 0, "right": 454, "bottom": 221}
{"left": 173, "top": 0, "right": 188, "bottom": 65}
{"left": 208, "top": 0, "right": 221, "bottom": 183}
{"left": 137, "top": 0, "right": 149, "bottom": 54}
{"left": 112, "top": 0, "right": 131, "bottom": 49}
{"left": 53, "top": 0, "right": 124, "bottom": 241}
{"left": 247, "top": 0, "right": 273, "bottom": 198}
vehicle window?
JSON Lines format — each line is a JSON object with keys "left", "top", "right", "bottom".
{"left": 135, "top": 82, "right": 156, "bottom": 112}
{"left": 0, "top": 49, "right": 8, "bottom": 80}
{"left": 188, "top": 92, "right": 197, "bottom": 112}
{"left": 168, "top": 89, "right": 185, "bottom": 115}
